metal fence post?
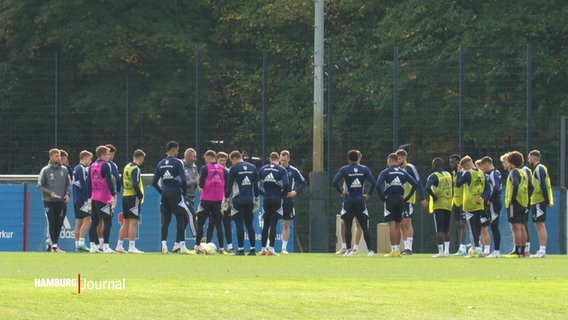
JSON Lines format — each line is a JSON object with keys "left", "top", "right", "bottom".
{"left": 459, "top": 45, "right": 465, "bottom": 156}
{"left": 560, "top": 117, "right": 567, "bottom": 254}
{"left": 527, "top": 42, "right": 533, "bottom": 153}
{"left": 195, "top": 51, "right": 200, "bottom": 152}
{"left": 393, "top": 46, "right": 399, "bottom": 151}
{"left": 262, "top": 50, "right": 268, "bottom": 161}
{"left": 125, "top": 64, "right": 130, "bottom": 163}
{"left": 326, "top": 48, "right": 333, "bottom": 175}
{"left": 326, "top": 49, "right": 334, "bottom": 250}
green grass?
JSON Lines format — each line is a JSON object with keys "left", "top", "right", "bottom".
{"left": 1, "top": 252, "right": 567, "bottom": 319}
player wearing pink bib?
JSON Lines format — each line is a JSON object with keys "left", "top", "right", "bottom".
{"left": 88, "top": 145, "right": 117, "bottom": 253}
{"left": 195, "top": 150, "right": 228, "bottom": 254}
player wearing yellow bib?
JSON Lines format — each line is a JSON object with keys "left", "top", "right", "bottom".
{"left": 449, "top": 154, "right": 467, "bottom": 255}
{"left": 500, "top": 152, "right": 517, "bottom": 253}
{"left": 520, "top": 162, "right": 534, "bottom": 254}
{"left": 504, "top": 151, "right": 530, "bottom": 258}
{"left": 115, "top": 149, "right": 146, "bottom": 253}
{"left": 474, "top": 158, "right": 491, "bottom": 257}
{"left": 528, "top": 150, "right": 554, "bottom": 258}
{"left": 425, "top": 158, "right": 452, "bottom": 257}
{"left": 456, "top": 156, "right": 489, "bottom": 258}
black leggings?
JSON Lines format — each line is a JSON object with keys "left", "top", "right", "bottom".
{"left": 208, "top": 207, "right": 233, "bottom": 246}
{"left": 199, "top": 200, "right": 224, "bottom": 247}
{"left": 466, "top": 210, "right": 483, "bottom": 247}
{"left": 490, "top": 216, "right": 501, "bottom": 250}
{"left": 223, "top": 208, "right": 233, "bottom": 245}
{"left": 233, "top": 203, "right": 255, "bottom": 249}
{"left": 160, "top": 192, "right": 190, "bottom": 242}
{"left": 161, "top": 211, "right": 187, "bottom": 242}
{"left": 261, "top": 197, "right": 281, "bottom": 248}
{"left": 342, "top": 199, "right": 373, "bottom": 251}
{"left": 44, "top": 201, "right": 65, "bottom": 245}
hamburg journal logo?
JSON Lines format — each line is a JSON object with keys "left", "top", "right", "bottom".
{"left": 34, "top": 274, "right": 126, "bottom": 294}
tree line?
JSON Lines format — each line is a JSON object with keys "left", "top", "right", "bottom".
{"left": 0, "top": 0, "right": 566, "bottom": 185}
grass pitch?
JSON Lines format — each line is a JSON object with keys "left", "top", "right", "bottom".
{"left": 1, "top": 252, "right": 567, "bottom": 319}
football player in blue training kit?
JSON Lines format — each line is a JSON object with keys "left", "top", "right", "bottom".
{"left": 279, "top": 150, "right": 307, "bottom": 254}
{"left": 226, "top": 150, "right": 259, "bottom": 256}
{"left": 258, "top": 152, "right": 290, "bottom": 256}
{"left": 332, "top": 149, "right": 377, "bottom": 257}
{"left": 376, "top": 153, "right": 419, "bottom": 257}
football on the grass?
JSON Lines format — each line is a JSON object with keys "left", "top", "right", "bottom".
{"left": 199, "top": 242, "right": 217, "bottom": 255}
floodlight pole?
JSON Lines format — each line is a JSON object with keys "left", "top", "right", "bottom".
{"left": 309, "top": 0, "right": 328, "bottom": 252}
{"left": 313, "top": 0, "right": 324, "bottom": 171}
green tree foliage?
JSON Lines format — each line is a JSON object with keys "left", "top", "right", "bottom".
{"left": 0, "top": 0, "right": 566, "bottom": 178}
{"left": 1, "top": 0, "right": 566, "bottom": 253}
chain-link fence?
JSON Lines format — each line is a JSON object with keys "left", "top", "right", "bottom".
{"left": 1, "top": 44, "right": 564, "bottom": 252}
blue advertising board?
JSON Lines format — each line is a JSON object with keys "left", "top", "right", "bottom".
{"left": 0, "top": 184, "right": 24, "bottom": 251}
{"left": 22, "top": 184, "right": 292, "bottom": 253}
{"left": 5, "top": 182, "right": 562, "bottom": 254}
